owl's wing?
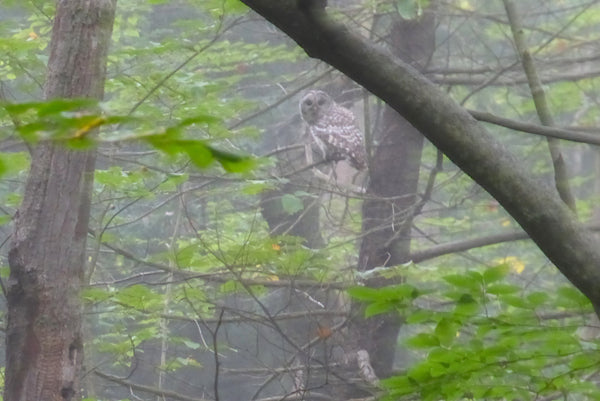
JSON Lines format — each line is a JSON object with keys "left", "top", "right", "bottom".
{"left": 312, "top": 107, "right": 366, "bottom": 170}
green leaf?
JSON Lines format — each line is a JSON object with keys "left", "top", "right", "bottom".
{"left": 82, "top": 287, "right": 113, "bottom": 304}
{"left": 381, "top": 284, "right": 419, "bottom": 300}
{"left": 434, "top": 318, "right": 457, "bottom": 347}
{"left": 182, "top": 339, "right": 201, "bottom": 350}
{"left": 483, "top": 264, "right": 510, "bottom": 283}
{"left": 380, "top": 375, "right": 416, "bottom": 397}
{"left": 183, "top": 141, "right": 215, "bottom": 168}
{"left": 486, "top": 283, "right": 520, "bottom": 295}
{"left": 395, "top": 0, "right": 425, "bottom": 19}
{"left": 406, "top": 309, "right": 436, "bottom": 324}
{"left": 527, "top": 291, "right": 549, "bottom": 307}
{"left": 429, "top": 361, "right": 448, "bottom": 378}
{"left": 365, "top": 302, "right": 393, "bottom": 317}
{"left": 0, "top": 214, "right": 10, "bottom": 226}
{"left": 556, "top": 285, "right": 590, "bottom": 308}
{"left": 406, "top": 332, "right": 439, "bottom": 348}
{"left": 499, "top": 294, "right": 529, "bottom": 309}
{"left": 209, "top": 146, "right": 255, "bottom": 172}
{"left": 114, "top": 284, "right": 161, "bottom": 311}
{"left": 175, "top": 244, "right": 198, "bottom": 267}
{"left": 144, "top": 135, "right": 254, "bottom": 172}
{"left": 133, "top": 326, "right": 158, "bottom": 342}
{"left": 407, "top": 362, "right": 433, "bottom": 383}
{"left": 281, "top": 194, "right": 304, "bottom": 215}
{"left": 454, "top": 293, "right": 480, "bottom": 318}
{"left": 347, "top": 286, "right": 379, "bottom": 301}
{"left": 220, "top": 280, "right": 243, "bottom": 293}
{"left": 3, "top": 98, "right": 97, "bottom": 116}
{"left": 443, "top": 273, "right": 481, "bottom": 291}
{"left": 570, "top": 353, "right": 598, "bottom": 369}
{"left": 0, "top": 157, "right": 7, "bottom": 177}
{"left": 95, "top": 166, "right": 149, "bottom": 196}
{"left": 223, "top": 0, "right": 248, "bottom": 13}
{"left": 242, "top": 180, "right": 274, "bottom": 195}
{"left": 66, "top": 135, "right": 96, "bottom": 149}
{"left": 38, "top": 98, "right": 98, "bottom": 116}
{"left": 157, "top": 173, "right": 189, "bottom": 192}
{"left": 5, "top": 192, "right": 22, "bottom": 208}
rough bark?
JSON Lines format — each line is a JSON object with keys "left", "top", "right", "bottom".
{"left": 239, "top": 0, "right": 600, "bottom": 315}
{"left": 351, "top": 11, "right": 434, "bottom": 382}
{"left": 5, "top": 1, "right": 116, "bottom": 400}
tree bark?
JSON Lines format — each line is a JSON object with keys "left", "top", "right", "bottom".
{"left": 352, "top": 10, "right": 434, "bottom": 382}
{"left": 5, "top": 1, "right": 116, "bottom": 400}
{"left": 239, "top": 0, "right": 600, "bottom": 315}
{"left": 260, "top": 117, "right": 324, "bottom": 249}
{"left": 503, "top": 0, "right": 576, "bottom": 212}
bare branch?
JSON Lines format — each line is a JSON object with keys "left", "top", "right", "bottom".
{"left": 94, "top": 370, "right": 211, "bottom": 401}
{"left": 238, "top": 0, "right": 600, "bottom": 313}
{"left": 469, "top": 110, "right": 600, "bottom": 145}
{"left": 503, "top": 0, "right": 577, "bottom": 211}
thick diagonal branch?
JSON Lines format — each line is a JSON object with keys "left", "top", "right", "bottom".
{"left": 239, "top": 0, "right": 600, "bottom": 314}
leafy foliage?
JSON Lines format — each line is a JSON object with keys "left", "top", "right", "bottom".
{"left": 1, "top": 0, "right": 600, "bottom": 400}
{"left": 350, "top": 263, "right": 599, "bottom": 400}
{"left": 2, "top": 99, "right": 254, "bottom": 171}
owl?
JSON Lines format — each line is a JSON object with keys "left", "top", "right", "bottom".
{"left": 299, "top": 90, "right": 367, "bottom": 170}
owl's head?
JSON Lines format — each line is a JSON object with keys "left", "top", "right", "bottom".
{"left": 299, "top": 90, "right": 332, "bottom": 124}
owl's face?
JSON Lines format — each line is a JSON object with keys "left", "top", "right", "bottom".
{"left": 299, "top": 90, "right": 332, "bottom": 125}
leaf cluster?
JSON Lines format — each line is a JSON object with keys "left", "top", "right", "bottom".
{"left": 350, "top": 263, "right": 599, "bottom": 400}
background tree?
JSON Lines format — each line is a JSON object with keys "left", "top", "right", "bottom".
{"left": 345, "top": 7, "right": 436, "bottom": 398}
{"left": 239, "top": 0, "right": 600, "bottom": 312}
{"left": 1, "top": 1, "right": 600, "bottom": 400}
{"left": 5, "top": 1, "right": 116, "bottom": 400}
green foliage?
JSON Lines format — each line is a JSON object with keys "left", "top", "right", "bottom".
{"left": 395, "top": 0, "right": 430, "bottom": 18}
{"left": 348, "top": 284, "right": 419, "bottom": 317}
{"left": 145, "top": 132, "right": 254, "bottom": 173}
{"left": 0, "top": 151, "right": 29, "bottom": 189}
{"left": 281, "top": 193, "right": 304, "bottom": 215}
{"left": 2, "top": 99, "right": 254, "bottom": 172}
{"left": 2, "top": 1, "right": 600, "bottom": 400}
{"left": 350, "top": 263, "right": 600, "bottom": 400}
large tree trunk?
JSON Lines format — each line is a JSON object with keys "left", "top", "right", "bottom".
{"left": 5, "top": 1, "right": 116, "bottom": 400}
{"left": 352, "top": 9, "right": 435, "bottom": 382}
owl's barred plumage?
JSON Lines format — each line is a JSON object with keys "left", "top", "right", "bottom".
{"left": 299, "top": 90, "right": 367, "bottom": 170}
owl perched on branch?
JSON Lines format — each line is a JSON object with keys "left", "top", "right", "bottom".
{"left": 300, "top": 90, "right": 367, "bottom": 170}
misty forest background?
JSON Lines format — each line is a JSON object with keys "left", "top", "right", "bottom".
{"left": 2, "top": 0, "right": 600, "bottom": 400}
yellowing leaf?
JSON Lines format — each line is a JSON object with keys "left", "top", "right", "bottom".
{"left": 494, "top": 256, "right": 525, "bottom": 274}
{"left": 459, "top": 0, "right": 474, "bottom": 11}
{"left": 73, "top": 116, "right": 106, "bottom": 138}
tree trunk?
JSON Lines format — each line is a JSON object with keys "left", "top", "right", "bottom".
{"left": 5, "top": 1, "right": 116, "bottom": 400}
{"left": 239, "top": 0, "right": 600, "bottom": 317}
{"left": 260, "top": 117, "right": 324, "bottom": 248}
{"left": 351, "top": 9, "right": 435, "bottom": 382}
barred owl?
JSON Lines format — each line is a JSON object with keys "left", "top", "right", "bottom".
{"left": 300, "top": 90, "right": 367, "bottom": 170}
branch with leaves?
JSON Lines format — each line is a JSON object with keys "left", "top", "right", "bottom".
{"left": 238, "top": 0, "right": 600, "bottom": 315}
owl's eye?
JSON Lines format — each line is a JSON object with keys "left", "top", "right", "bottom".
{"left": 304, "top": 99, "right": 313, "bottom": 106}
{"left": 317, "top": 97, "right": 326, "bottom": 105}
